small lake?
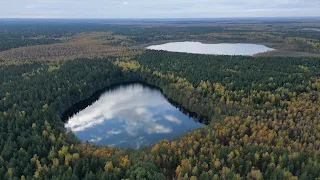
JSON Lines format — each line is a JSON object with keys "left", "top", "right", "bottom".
{"left": 64, "top": 83, "right": 204, "bottom": 149}
{"left": 147, "top": 41, "right": 274, "bottom": 55}
{"left": 302, "top": 28, "right": 320, "bottom": 32}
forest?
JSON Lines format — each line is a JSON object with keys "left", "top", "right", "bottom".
{"left": 0, "top": 20, "right": 320, "bottom": 179}
{"left": 1, "top": 51, "right": 320, "bottom": 179}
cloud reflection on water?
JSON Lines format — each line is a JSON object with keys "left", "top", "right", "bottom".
{"left": 65, "top": 83, "right": 204, "bottom": 148}
{"left": 66, "top": 84, "right": 174, "bottom": 135}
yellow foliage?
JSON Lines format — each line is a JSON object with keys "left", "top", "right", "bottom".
{"left": 114, "top": 60, "right": 140, "bottom": 71}
{"left": 298, "top": 65, "right": 309, "bottom": 72}
{"left": 190, "top": 176, "right": 198, "bottom": 180}
{"left": 214, "top": 159, "right": 221, "bottom": 169}
{"left": 64, "top": 154, "right": 73, "bottom": 166}
{"left": 49, "top": 134, "right": 56, "bottom": 142}
{"left": 121, "top": 156, "right": 130, "bottom": 168}
{"left": 52, "top": 158, "right": 59, "bottom": 168}
{"left": 214, "top": 83, "right": 225, "bottom": 93}
{"left": 72, "top": 153, "right": 80, "bottom": 159}
{"left": 8, "top": 168, "right": 13, "bottom": 177}
{"left": 151, "top": 143, "right": 159, "bottom": 153}
{"left": 48, "top": 64, "right": 60, "bottom": 72}
{"left": 34, "top": 171, "right": 40, "bottom": 179}
{"left": 247, "top": 169, "right": 263, "bottom": 180}
{"left": 42, "top": 104, "right": 49, "bottom": 110}
{"left": 175, "top": 165, "right": 183, "bottom": 178}
{"left": 104, "top": 161, "right": 114, "bottom": 171}
{"left": 58, "top": 146, "right": 68, "bottom": 156}
{"left": 42, "top": 130, "right": 48, "bottom": 137}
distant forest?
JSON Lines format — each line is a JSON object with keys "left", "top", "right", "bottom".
{"left": 1, "top": 20, "right": 320, "bottom": 53}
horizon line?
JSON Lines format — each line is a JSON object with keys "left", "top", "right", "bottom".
{"left": 0, "top": 16, "right": 320, "bottom": 20}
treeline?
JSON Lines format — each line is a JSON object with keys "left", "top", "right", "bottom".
{"left": 0, "top": 22, "right": 118, "bottom": 51}
{"left": 2, "top": 20, "right": 320, "bottom": 53}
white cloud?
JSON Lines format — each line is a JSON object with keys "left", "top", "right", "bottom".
{"left": 151, "top": 124, "right": 172, "bottom": 134}
{"left": 89, "top": 136, "right": 102, "bottom": 142}
{"left": 25, "top": 5, "right": 39, "bottom": 9}
{"left": 164, "top": 115, "right": 182, "bottom": 124}
{"left": 0, "top": 0, "right": 319, "bottom": 18}
{"left": 64, "top": 83, "right": 204, "bottom": 148}
{"left": 135, "top": 107, "right": 147, "bottom": 115}
{"left": 65, "top": 84, "right": 172, "bottom": 136}
{"left": 107, "top": 129, "right": 122, "bottom": 135}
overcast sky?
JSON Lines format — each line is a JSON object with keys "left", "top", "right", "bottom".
{"left": 1, "top": 0, "right": 320, "bottom": 18}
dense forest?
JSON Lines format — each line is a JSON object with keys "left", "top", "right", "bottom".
{"left": 1, "top": 49, "right": 320, "bottom": 179}
{"left": 0, "top": 20, "right": 320, "bottom": 179}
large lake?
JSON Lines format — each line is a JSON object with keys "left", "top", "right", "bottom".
{"left": 64, "top": 83, "right": 204, "bottom": 149}
{"left": 147, "top": 41, "right": 274, "bottom": 55}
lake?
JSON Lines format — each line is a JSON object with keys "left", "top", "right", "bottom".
{"left": 147, "top": 41, "right": 274, "bottom": 55}
{"left": 302, "top": 28, "right": 320, "bottom": 32}
{"left": 64, "top": 83, "right": 204, "bottom": 149}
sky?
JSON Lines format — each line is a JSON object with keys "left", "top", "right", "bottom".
{"left": 1, "top": 0, "right": 320, "bottom": 19}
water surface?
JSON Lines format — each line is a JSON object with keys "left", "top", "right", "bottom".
{"left": 65, "top": 83, "right": 204, "bottom": 149}
{"left": 147, "top": 41, "right": 274, "bottom": 55}
{"left": 302, "top": 28, "right": 320, "bottom": 32}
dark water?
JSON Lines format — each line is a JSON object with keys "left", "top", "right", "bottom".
{"left": 147, "top": 41, "right": 274, "bottom": 55}
{"left": 64, "top": 83, "right": 204, "bottom": 149}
